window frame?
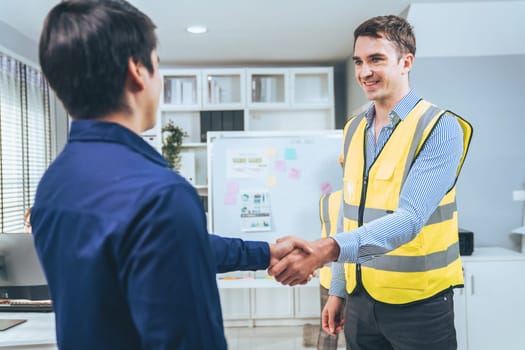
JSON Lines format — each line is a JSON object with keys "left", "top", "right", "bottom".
{"left": 0, "top": 47, "right": 58, "bottom": 233}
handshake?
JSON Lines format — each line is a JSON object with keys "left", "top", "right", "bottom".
{"left": 267, "top": 236, "right": 340, "bottom": 286}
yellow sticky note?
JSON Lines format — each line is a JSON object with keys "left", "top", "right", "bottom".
{"left": 265, "top": 175, "right": 277, "bottom": 187}
{"left": 265, "top": 147, "right": 277, "bottom": 158}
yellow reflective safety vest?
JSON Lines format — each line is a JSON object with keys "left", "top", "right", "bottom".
{"left": 342, "top": 99, "right": 472, "bottom": 304}
{"left": 319, "top": 190, "right": 343, "bottom": 289}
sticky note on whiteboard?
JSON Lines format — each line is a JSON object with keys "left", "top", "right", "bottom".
{"left": 289, "top": 168, "right": 301, "bottom": 180}
{"left": 226, "top": 181, "right": 239, "bottom": 194}
{"left": 320, "top": 182, "right": 332, "bottom": 194}
{"left": 265, "top": 175, "right": 277, "bottom": 187}
{"left": 274, "top": 160, "right": 286, "bottom": 172}
{"left": 224, "top": 193, "right": 237, "bottom": 205}
{"left": 284, "top": 148, "right": 297, "bottom": 160}
{"left": 265, "top": 147, "right": 277, "bottom": 158}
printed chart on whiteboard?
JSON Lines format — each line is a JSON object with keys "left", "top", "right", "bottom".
{"left": 208, "top": 130, "right": 343, "bottom": 243}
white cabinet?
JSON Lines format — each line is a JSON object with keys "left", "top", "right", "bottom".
{"left": 247, "top": 68, "right": 289, "bottom": 107}
{"left": 291, "top": 68, "right": 333, "bottom": 106}
{"left": 219, "top": 288, "right": 251, "bottom": 320}
{"left": 217, "top": 275, "right": 321, "bottom": 326}
{"left": 162, "top": 69, "right": 201, "bottom": 109}
{"left": 202, "top": 69, "right": 245, "bottom": 110}
{"left": 145, "top": 67, "right": 335, "bottom": 199}
{"left": 455, "top": 247, "right": 525, "bottom": 350}
{"left": 245, "top": 67, "right": 334, "bottom": 131}
{"left": 253, "top": 288, "right": 294, "bottom": 319}
{"left": 294, "top": 287, "right": 321, "bottom": 318}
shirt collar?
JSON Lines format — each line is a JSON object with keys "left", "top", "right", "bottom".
{"left": 68, "top": 120, "right": 169, "bottom": 167}
{"left": 364, "top": 89, "right": 421, "bottom": 127}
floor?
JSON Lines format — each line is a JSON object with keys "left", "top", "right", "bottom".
{"left": 225, "top": 325, "right": 346, "bottom": 350}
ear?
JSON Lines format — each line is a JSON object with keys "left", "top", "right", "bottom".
{"left": 127, "top": 57, "right": 146, "bottom": 91}
{"left": 401, "top": 53, "right": 414, "bottom": 75}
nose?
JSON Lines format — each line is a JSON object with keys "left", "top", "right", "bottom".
{"left": 359, "top": 63, "right": 373, "bottom": 79}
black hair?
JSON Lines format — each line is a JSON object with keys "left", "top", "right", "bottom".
{"left": 39, "top": 0, "right": 158, "bottom": 119}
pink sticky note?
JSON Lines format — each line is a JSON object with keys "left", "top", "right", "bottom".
{"left": 289, "top": 168, "right": 301, "bottom": 180}
{"left": 274, "top": 160, "right": 286, "bottom": 172}
{"left": 320, "top": 182, "right": 332, "bottom": 194}
{"left": 224, "top": 193, "right": 237, "bottom": 205}
{"left": 226, "top": 181, "right": 239, "bottom": 194}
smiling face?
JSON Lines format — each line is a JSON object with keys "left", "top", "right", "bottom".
{"left": 353, "top": 34, "right": 413, "bottom": 109}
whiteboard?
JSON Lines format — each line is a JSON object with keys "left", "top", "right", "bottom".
{"left": 207, "top": 130, "right": 342, "bottom": 243}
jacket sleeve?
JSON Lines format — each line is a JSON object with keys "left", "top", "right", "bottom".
{"left": 209, "top": 234, "right": 270, "bottom": 273}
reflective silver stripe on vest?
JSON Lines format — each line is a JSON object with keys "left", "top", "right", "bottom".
{"left": 343, "top": 113, "right": 366, "bottom": 168}
{"left": 344, "top": 203, "right": 359, "bottom": 221}
{"left": 364, "top": 208, "right": 389, "bottom": 222}
{"left": 401, "top": 104, "right": 444, "bottom": 187}
{"left": 361, "top": 241, "right": 460, "bottom": 273}
{"left": 344, "top": 201, "right": 457, "bottom": 225}
{"left": 426, "top": 202, "right": 457, "bottom": 225}
{"left": 344, "top": 204, "right": 388, "bottom": 222}
{"left": 321, "top": 195, "right": 331, "bottom": 236}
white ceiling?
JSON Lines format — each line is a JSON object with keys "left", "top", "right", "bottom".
{"left": 0, "top": 0, "right": 523, "bottom": 66}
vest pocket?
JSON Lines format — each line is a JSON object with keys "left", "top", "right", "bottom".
{"left": 374, "top": 161, "right": 396, "bottom": 181}
{"left": 368, "top": 162, "right": 397, "bottom": 205}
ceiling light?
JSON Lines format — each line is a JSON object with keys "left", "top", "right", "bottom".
{"left": 186, "top": 26, "right": 208, "bottom": 34}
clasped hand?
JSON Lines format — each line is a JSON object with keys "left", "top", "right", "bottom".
{"left": 268, "top": 236, "right": 339, "bottom": 286}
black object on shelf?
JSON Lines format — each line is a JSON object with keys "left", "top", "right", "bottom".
{"left": 459, "top": 228, "right": 474, "bottom": 256}
{"left": 200, "top": 110, "right": 244, "bottom": 142}
{"left": 200, "top": 195, "right": 208, "bottom": 213}
{"left": 0, "top": 303, "right": 53, "bottom": 313}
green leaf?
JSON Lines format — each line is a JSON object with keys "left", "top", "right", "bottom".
{"left": 161, "top": 121, "right": 187, "bottom": 171}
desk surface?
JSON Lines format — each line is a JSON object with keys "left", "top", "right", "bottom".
{"left": 217, "top": 276, "right": 319, "bottom": 289}
{"left": 461, "top": 246, "right": 525, "bottom": 261}
{"left": 0, "top": 312, "right": 55, "bottom": 348}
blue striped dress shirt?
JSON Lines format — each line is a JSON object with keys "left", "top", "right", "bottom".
{"left": 329, "top": 89, "right": 464, "bottom": 298}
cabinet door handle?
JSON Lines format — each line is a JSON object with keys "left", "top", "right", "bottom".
{"left": 470, "top": 275, "right": 475, "bottom": 295}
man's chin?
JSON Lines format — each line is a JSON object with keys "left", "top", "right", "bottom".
{"left": 365, "top": 92, "right": 377, "bottom": 101}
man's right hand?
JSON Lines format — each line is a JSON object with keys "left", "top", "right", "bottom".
{"left": 322, "top": 295, "right": 345, "bottom": 336}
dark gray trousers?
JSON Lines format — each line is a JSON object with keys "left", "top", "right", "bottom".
{"left": 344, "top": 289, "right": 457, "bottom": 350}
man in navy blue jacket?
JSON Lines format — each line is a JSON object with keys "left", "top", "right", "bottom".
{"left": 33, "top": 1, "right": 310, "bottom": 349}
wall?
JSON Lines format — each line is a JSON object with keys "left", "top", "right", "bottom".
{"left": 0, "top": 20, "right": 38, "bottom": 65}
{"left": 346, "top": 54, "right": 525, "bottom": 251}
{"left": 0, "top": 19, "right": 68, "bottom": 154}
{"left": 411, "top": 55, "right": 525, "bottom": 250}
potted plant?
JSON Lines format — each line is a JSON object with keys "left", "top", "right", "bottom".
{"left": 161, "top": 121, "right": 187, "bottom": 171}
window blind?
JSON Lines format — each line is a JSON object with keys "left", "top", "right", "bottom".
{"left": 0, "top": 52, "right": 52, "bottom": 232}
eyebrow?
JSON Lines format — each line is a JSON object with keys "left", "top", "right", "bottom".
{"left": 352, "top": 53, "right": 386, "bottom": 61}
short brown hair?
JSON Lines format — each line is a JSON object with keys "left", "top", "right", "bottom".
{"left": 354, "top": 15, "right": 416, "bottom": 57}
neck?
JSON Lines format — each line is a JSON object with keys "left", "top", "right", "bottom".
{"left": 96, "top": 111, "right": 144, "bottom": 135}
{"left": 374, "top": 85, "right": 410, "bottom": 123}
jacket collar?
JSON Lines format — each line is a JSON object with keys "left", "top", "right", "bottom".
{"left": 68, "top": 120, "right": 169, "bottom": 167}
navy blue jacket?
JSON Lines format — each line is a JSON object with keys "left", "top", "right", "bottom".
{"left": 31, "top": 120, "right": 270, "bottom": 350}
